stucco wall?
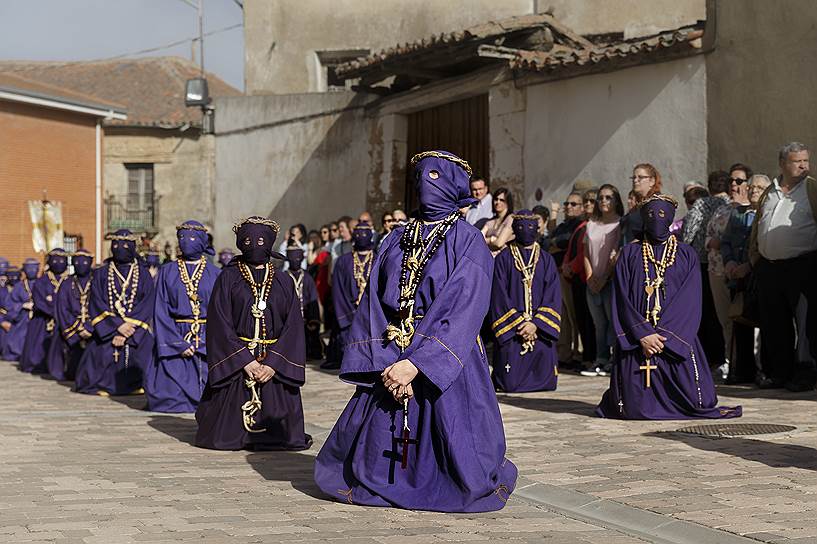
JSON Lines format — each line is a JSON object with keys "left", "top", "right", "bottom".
{"left": 103, "top": 128, "right": 215, "bottom": 255}
{"left": 212, "top": 92, "right": 375, "bottom": 251}
{"left": 522, "top": 55, "right": 708, "bottom": 209}
{"left": 244, "top": 0, "right": 704, "bottom": 95}
{"left": 706, "top": 0, "right": 817, "bottom": 176}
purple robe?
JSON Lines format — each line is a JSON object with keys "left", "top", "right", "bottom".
{"left": 596, "top": 241, "right": 742, "bottom": 419}
{"left": 146, "top": 261, "right": 220, "bottom": 413}
{"left": 314, "top": 220, "right": 518, "bottom": 513}
{"left": 2, "top": 279, "right": 34, "bottom": 361}
{"left": 490, "top": 245, "right": 561, "bottom": 392}
{"left": 0, "top": 285, "right": 10, "bottom": 355}
{"left": 20, "top": 274, "right": 66, "bottom": 373}
{"left": 194, "top": 264, "right": 311, "bottom": 451}
{"left": 46, "top": 276, "right": 92, "bottom": 381}
{"left": 74, "top": 262, "right": 155, "bottom": 395}
{"left": 332, "top": 252, "right": 372, "bottom": 354}
{"left": 286, "top": 270, "right": 322, "bottom": 359}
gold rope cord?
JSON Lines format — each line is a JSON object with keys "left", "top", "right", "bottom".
{"left": 241, "top": 378, "right": 267, "bottom": 433}
{"left": 509, "top": 243, "right": 540, "bottom": 355}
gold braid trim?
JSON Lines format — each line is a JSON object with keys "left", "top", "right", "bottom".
{"left": 535, "top": 314, "right": 561, "bottom": 334}
{"left": 105, "top": 232, "right": 138, "bottom": 242}
{"left": 72, "top": 249, "right": 93, "bottom": 257}
{"left": 495, "top": 315, "right": 525, "bottom": 338}
{"left": 176, "top": 223, "right": 209, "bottom": 232}
{"left": 232, "top": 216, "right": 280, "bottom": 234}
{"left": 410, "top": 151, "right": 473, "bottom": 176}
{"left": 512, "top": 213, "right": 540, "bottom": 221}
{"left": 639, "top": 194, "right": 678, "bottom": 209}
{"left": 537, "top": 307, "right": 561, "bottom": 321}
{"left": 492, "top": 308, "right": 518, "bottom": 331}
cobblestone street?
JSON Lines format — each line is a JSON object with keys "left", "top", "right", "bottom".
{"left": 2, "top": 360, "right": 817, "bottom": 543}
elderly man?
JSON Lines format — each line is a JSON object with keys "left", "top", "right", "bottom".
{"left": 465, "top": 175, "right": 493, "bottom": 229}
{"left": 750, "top": 142, "right": 817, "bottom": 391}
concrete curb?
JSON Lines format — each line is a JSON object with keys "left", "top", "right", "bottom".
{"left": 514, "top": 476, "right": 762, "bottom": 544}
{"left": 305, "top": 421, "right": 760, "bottom": 543}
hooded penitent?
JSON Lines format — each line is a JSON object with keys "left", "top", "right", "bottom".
{"left": 595, "top": 192, "right": 742, "bottom": 420}
{"left": 72, "top": 250, "right": 93, "bottom": 277}
{"left": 286, "top": 245, "right": 305, "bottom": 271}
{"left": 177, "top": 220, "right": 215, "bottom": 261}
{"left": 351, "top": 221, "right": 375, "bottom": 251}
{"left": 412, "top": 150, "right": 477, "bottom": 221}
{"left": 22, "top": 259, "right": 40, "bottom": 280}
{"left": 109, "top": 229, "right": 137, "bottom": 264}
{"left": 640, "top": 195, "right": 677, "bottom": 244}
{"left": 45, "top": 249, "right": 94, "bottom": 381}
{"left": 74, "top": 229, "right": 155, "bottom": 396}
{"left": 217, "top": 248, "right": 235, "bottom": 268}
{"left": 195, "top": 214, "right": 310, "bottom": 450}
{"left": 314, "top": 149, "right": 518, "bottom": 513}
{"left": 18, "top": 249, "right": 69, "bottom": 373}
{"left": 511, "top": 210, "right": 540, "bottom": 247}
{"left": 234, "top": 216, "right": 282, "bottom": 265}
{"left": 46, "top": 249, "right": 69, "bottom": 275}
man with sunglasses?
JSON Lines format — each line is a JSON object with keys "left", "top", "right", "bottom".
{"left": 549, "top": 191, "right": 586, "bottom": 365}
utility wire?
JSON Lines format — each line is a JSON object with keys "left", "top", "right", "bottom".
{"left": 89, "top": 23, "right": 242, "bottom": 62}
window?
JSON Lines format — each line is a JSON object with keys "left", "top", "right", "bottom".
{"left": 62, "top": 234, "right": 82, "bottom": 253}
{"left": 126, "top": 164, "right": 154, "bottom": 211}
{"left": 315, "top": 49, "right": 370, "bottom": 91}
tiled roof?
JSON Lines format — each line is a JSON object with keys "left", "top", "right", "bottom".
{"left": 335, "top": 13, "right": 590, "bottom": 80}
{"left": 0, "top": 72, "right": 126, "bottom": 116}
{"left": 510, "top": 25, "right": 704, "bottom": 72}
{"left": 334, "top": 13, "right": 705, "bottom": 91}
{"left": 0, "top": 57, "right": 241, "bottom": 128}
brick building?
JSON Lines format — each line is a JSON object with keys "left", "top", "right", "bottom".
{"left": 0, "top": 57, "right": 241, "bottom": 258}
{"left": 0, "top": 73, "right": 125, "bottom": 265}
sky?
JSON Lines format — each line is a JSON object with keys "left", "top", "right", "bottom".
{"left": 0, "top": 0, "right": 245, "bottom": 90}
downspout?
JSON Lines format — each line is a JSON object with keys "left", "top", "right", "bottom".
{"left": 95, "top": 120, "right": 102, "bottom": 263}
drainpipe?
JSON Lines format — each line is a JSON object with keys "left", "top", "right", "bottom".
{"left": 95, "top": 120, "right": 102, "bottom": 263}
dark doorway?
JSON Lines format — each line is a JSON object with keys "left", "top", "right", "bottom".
{"left": 405, "top": 94, "right": 489, "bottom": 213}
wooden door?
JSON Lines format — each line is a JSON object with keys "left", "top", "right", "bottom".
{"left": 405, "top": 94, "right": 488, "bottom": 213}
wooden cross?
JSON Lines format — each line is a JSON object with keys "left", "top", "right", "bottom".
{"left": 400, "top": 427, "right": 418, "bottom": 469}
{"left": 505, "top": 363, "right": 511, "bottom": 373}
{"left": 639, "top": 358, "right": 658, "bottom": 388}
{"left": 113, "top": 349, "right": 120, "bottom": 364}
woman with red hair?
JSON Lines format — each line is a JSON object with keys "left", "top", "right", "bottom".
{"left": 620, "top": 163, "right": 662, "bottom": 244}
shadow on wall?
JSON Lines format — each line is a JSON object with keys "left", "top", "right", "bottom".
{"left": 646, "top": 430, "right": 817, "bottom": 471}
{"left": 525, "top": 56, "right": 706, "bottom": 207}
{"left": 268, "top": 100, "right": 373, "bottom": 231}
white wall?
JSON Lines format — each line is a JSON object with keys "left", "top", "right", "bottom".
{"left": 522, "top": 55, "right": 708, "bottom": 208}
{"left": 212, "top": 92, "right": 375, "bottom": 250}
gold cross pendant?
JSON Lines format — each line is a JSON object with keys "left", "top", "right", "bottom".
{"left": 639, "top": 358, "right": 658, "bottom": 388}
{"left": 113, "top": 349, "right": 120, "bottom": 364}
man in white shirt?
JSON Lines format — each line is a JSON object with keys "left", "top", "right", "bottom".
{"left": 750, "top": 141, "right": 817, "bottom": 391}
{"left": 465, "top": 175, "right": 493, "bottom": 229}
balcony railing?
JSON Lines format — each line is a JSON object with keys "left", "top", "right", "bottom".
{"left": 105, "top": 194, "right": 160, "bottom": 235}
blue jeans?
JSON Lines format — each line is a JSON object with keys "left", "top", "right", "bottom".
{"left": 586, "top": 282, "right": 614, "bottom": 366}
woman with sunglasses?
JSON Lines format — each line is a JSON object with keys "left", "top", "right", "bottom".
{"left": 481, "top": 187, "right": 515, "bottom": 256}
{"left": 705, "top": 163, "right": 752, "bottom": 381}
{"left": 580, "top": 185, "right": 624, "bottom": 377}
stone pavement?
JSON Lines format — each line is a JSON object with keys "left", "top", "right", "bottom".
{"left": 0, "top": 359, "right": 816, "bottom": 544}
